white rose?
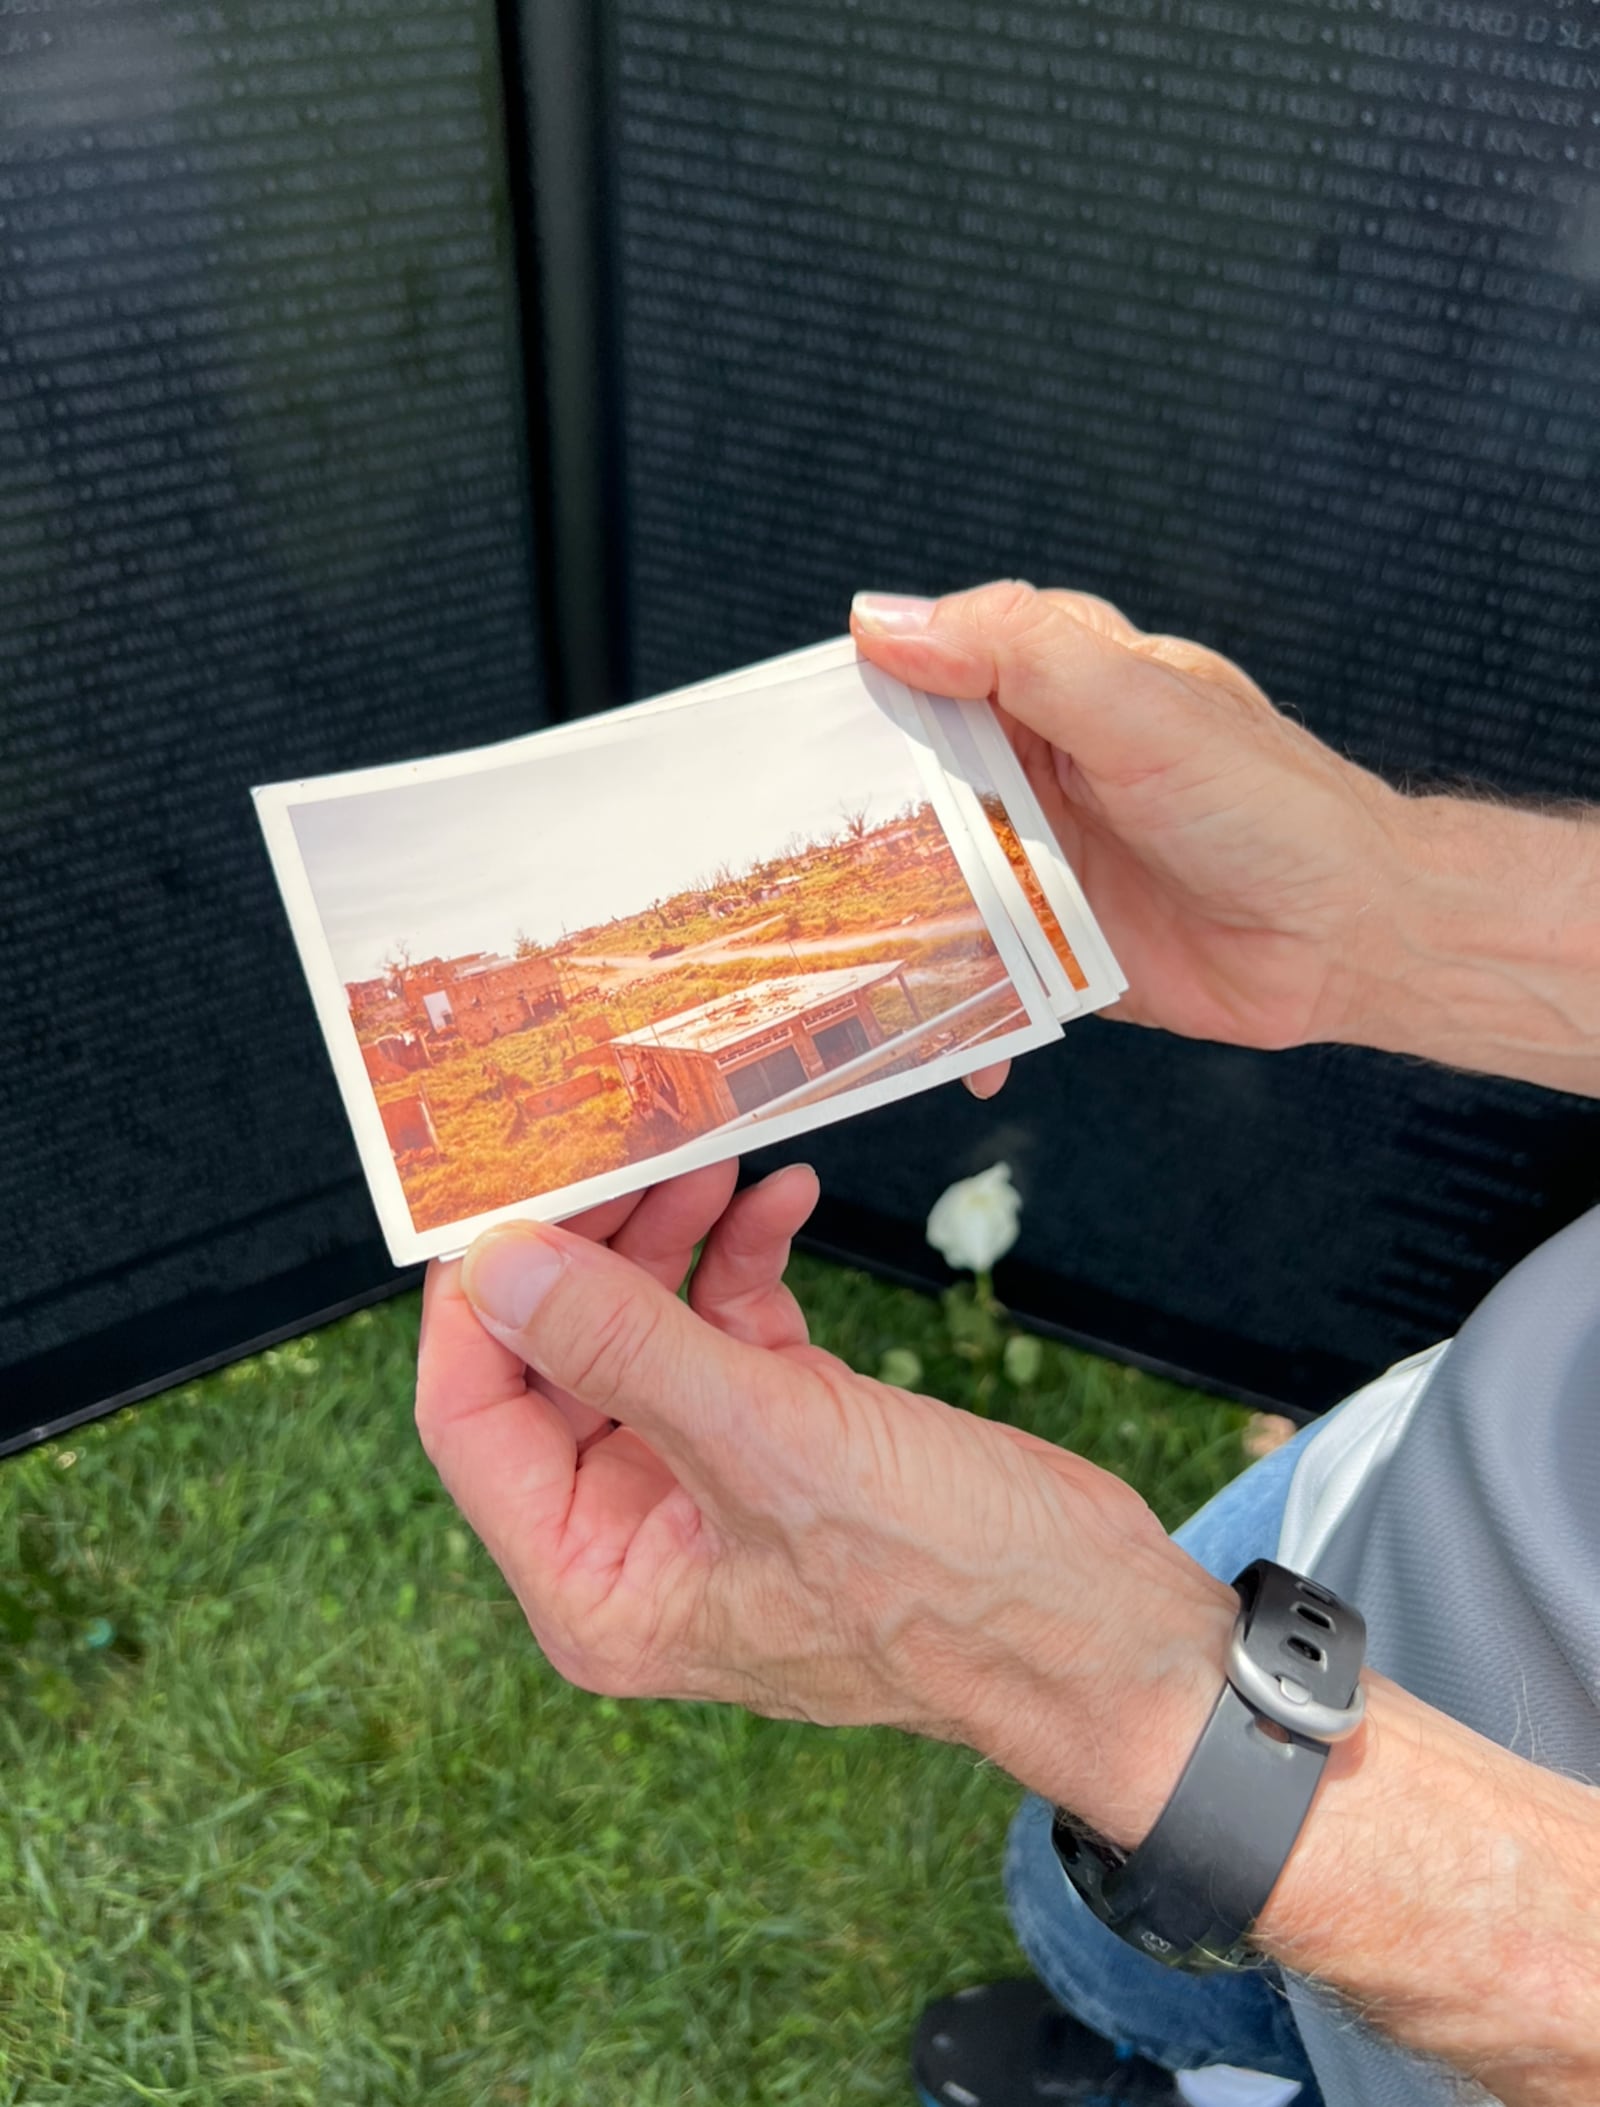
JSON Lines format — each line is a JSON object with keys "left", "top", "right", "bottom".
{"left": 925, "top": 1162, "right": 1022, "bottom": 1275}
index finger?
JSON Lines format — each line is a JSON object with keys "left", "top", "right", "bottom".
{"left": 850, "top": 581, "right": 1209, "bottom": 788}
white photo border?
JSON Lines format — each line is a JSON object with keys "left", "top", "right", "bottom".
{"left": 255, "top": 659, "right": 1063, "bottom": 1266}
{"left": 907, "top": 695, "right": 1083, "bottom": 1020}
{"left": 951, "top": 697, "right": 1128, "bottom": 1004}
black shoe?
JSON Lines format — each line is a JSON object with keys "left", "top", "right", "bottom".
{"left": 913, "top": 1977, "right": 1182, "bottom": 2104}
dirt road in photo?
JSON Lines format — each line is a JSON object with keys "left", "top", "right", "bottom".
{"left": 565, "top": 909, "right": 988, "bottom": 988}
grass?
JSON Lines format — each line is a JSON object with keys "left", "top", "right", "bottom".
{"left": 0, "top": 1252, "right": 1252, "bottom": 2106}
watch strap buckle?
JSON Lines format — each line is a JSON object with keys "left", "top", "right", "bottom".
{"left": 1049, "top": 1560, "right": 1369, "bottom": 1974}
{"left": 1227, "top": 1560, "right": 1367, "bottom": 1744}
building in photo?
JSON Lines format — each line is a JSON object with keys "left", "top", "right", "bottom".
{"left": 608, "top": 962, "right": 920, "bottom": 1131}
{"left": 442, "top": 954, "right": 567, "bottom": 1046}
{"left": 346, "top": 975, "right": 395, "bottom": 1016}
{"left": 361, "top": 1032, "right": 432, "bottom": 1084}
{"left": 380, "top": 1090, "right": 440, "bottom": 1158}
{"left": 397, "top": 954, "right": 483, "bottom": 1010}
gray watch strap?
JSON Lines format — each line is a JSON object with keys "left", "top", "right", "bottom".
{"left": 1052, "top": 1560, "right": 1367, "bottom": 1971}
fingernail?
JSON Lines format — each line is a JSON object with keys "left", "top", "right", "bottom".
{"left": 852, "top": 591, "right": 935, "bottom": 636}
{"left": 461, "top": 1226, "right": 568, "bottom": 1330}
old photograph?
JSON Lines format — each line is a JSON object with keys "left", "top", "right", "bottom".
{"left": 643, "top": 635, "right": 1118, "bottom": 1017}
{"left": 257, "top": 662, "right": 1060, "bottom": 1261}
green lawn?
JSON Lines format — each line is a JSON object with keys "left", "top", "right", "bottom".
{"left": 0, "top": 1255, "right": 1251, "bottom": 2106}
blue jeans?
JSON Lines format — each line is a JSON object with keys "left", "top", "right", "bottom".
{"left": 1004, "top": 1416, "right": 1330, "bottom": 2101}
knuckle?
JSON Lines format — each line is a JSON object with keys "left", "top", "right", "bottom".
{"left": 951, "top": 577, "right": 1040, "bottom": 634}
{"left": 1040, "top": 587, "right": 1142, "bottom": 645}
{"left": 1136, "top": 628, "right": 1250, "bottom": 691}
{"left": 1134, "top": 632, "right": 1275, "bottom": 723}
{"left": 685, "top": 1267, "right": 736, "bottom": 1324}
{"left": 560, "top": 1290, "right": 668, "bottom": 1415}
{"left": 686, "top": 1247, "right": 765, "bottom": 1325}
{"left": 1136, "top": 631, "right": 1225, "bottom": 680}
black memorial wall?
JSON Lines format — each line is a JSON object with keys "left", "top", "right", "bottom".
{"left": 606, "top": 0, "right": 1600, "bottom": 1409}
{"left": 3, "top": 0, "right": 1597, "bottom": 1451}
{"left": 1, "top": 0, "right": 548, "bottom": 1451}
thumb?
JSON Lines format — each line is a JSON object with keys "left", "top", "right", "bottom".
{"left": 460, "top": 1217, "right": 770, "bottom": 1494}
{"left": 850, "top": 579, "right": 1215, "bottom": 790}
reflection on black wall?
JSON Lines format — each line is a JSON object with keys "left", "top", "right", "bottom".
{"left": 3, "top": 0, "right": 1597, "bottom": 1437}
{"left": 1, "top": 0, "right": 544, "bottom": 1407}
{"left": 612, "top": 0, "right": 1600, "bottom": 1402}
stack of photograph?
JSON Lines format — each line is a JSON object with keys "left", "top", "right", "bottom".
{"left": 256, "top": 641, "right": 1122, "bottom": 1263}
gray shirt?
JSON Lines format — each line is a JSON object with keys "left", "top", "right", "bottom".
{"left": 1277, "top": 1204, "right": 1600, "bottom": 2104}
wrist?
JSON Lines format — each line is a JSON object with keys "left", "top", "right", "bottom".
{"left": 1324, "top": 789, "right": 1600, "bottom": 1090}
{"left": 955, "top": 1535, "right": 1238, "bottom": 1850}
{"left": 967, "top": 1561, "right": 1600, "bottom": 2104}
{"left": 1255, "top": 1673, "right": 1600, "bottom": 2105}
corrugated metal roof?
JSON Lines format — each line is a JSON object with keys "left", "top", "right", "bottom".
{"left": 611, "top": 963, "right": 903, "bottom": 1056}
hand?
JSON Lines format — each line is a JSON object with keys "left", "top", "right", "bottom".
{"left": 852, "top": 581, "right": 1406, "bottom": 1055}
{"left": 416, "top": 1161, "right": 1235, "bottom": 1845}
{"left": 418, "top": 1170, "right": 1600, "bottom": 2107}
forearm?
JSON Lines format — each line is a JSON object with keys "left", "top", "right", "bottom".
{"left": 1256, "top": 1674, "right": 1600, "bottom": 2106}
{"left": 960, "top": 1567, "right": 1600, "bottom": 2107}
{"left": 1334, "top": 792, "right": 1600, "bottom": 1096}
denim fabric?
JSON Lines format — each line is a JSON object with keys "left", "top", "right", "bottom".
{"left": 1003, "top": 1415, "right": 1330, "bottom": 2100}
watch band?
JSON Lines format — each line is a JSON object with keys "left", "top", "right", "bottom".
{"left": 1051, "top": 1559, "right": 1367, "bottom": 1972}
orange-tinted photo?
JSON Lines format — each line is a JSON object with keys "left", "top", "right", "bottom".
{"left": 287, "top": 676, "right": 1040, "bottom": 1234}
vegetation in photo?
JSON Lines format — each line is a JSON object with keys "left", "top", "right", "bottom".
{"left": 350, "top": 802, "right": 1021, "bottom": 1231}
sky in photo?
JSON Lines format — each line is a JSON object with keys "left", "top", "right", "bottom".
{"left": 289, "top": 669, "right": 946, "bottom": 981}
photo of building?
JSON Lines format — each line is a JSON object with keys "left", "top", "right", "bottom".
{"left": 608, "top": 962, "right": 920, "bottom": 1130}
{"left": 429, "top": 954, "right": 566, "bottom": 1046}
{"left": 281, "top": 662, "right": 1050, "bottom": 1240}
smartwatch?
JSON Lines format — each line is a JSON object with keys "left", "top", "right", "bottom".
{"left": 1051, "top": 1559, "right": 1367, "bottom": 1973}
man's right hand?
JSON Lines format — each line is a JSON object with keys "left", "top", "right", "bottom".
{"left": 851, "top": 580, "right": 1405, "bottom": 1055}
